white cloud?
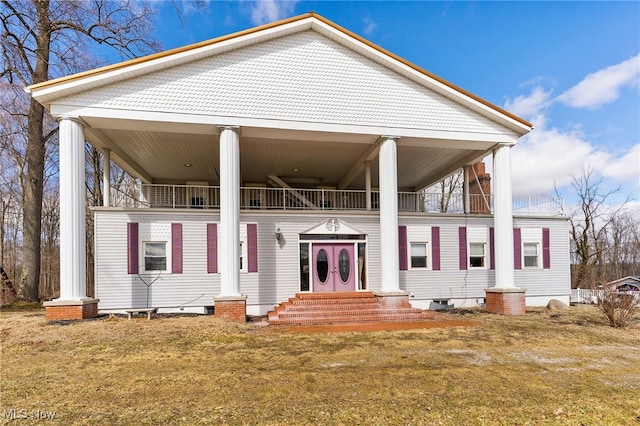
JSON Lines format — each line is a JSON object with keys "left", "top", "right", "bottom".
{"left": 248, "top": 0, "right": 298, "bottom": 25}
{"left": 557, "top": 53, "right": 640, "bottom": 110}
{"left": 510, "top": 116, "right": 606, "bottom": 195}
{"left": 600, "top": 144, "right": 640, "bottom": 186}
{"left": 363, "top": 16, "right": 377, "bottom": 36}
{"left": 503, "top": 86, "right": 552, "bottom": 118}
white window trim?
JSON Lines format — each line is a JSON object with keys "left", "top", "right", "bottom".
{"left": 239, "top": 240, "right": 247, "bottom": 273}
{"left": 522, "top": 241, "right": 541, "bottom": 269}
{"left": 468, "top": 242, "right": 487, "bottom": 269}
{"left": 409, "top": 241, "right": 430, "bottom": 270}
{"left": 142, "top": 240, "right": 169, "bottom": 273}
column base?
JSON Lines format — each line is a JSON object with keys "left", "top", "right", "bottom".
{"left": 485, "top": 288, "right": 526, "bottom": 315}
{"left": 373, "top": 291, "right": 411, "bottom": 308}
{"left": 214, "top": 296, "right": 247, "bottom": 322}
{"left": 43, "top": 299, "right": 99, "bottom": 320}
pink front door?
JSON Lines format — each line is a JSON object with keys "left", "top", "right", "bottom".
{"left": 312, "top": 243, "right": 356, "bottom": 292}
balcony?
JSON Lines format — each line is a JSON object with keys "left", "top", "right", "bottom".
{"left": 108, "top": 184, "right": 564, "bottom": 216}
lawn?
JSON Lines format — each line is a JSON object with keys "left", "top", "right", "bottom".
{"left": 1, "top": 305, "right": 639, "bottom": 425}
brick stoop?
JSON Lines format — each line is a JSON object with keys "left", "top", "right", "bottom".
{"left": 267, "top": 292, "right": 435, "bottom": 326}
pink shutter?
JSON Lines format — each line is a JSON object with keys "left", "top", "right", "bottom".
{"left": 207, "top": 223, "right": 218, "bottom": 273}
{"left": 459, "top": 227, "right": 467, "bottom": 270}
{"left": 542, "top": 228, "right": 551, "bottom": 269}
{"left": 431, "top": 226, "right": 440, "bottom": 270}
{"left": 127, "top": 222, "right": 138, "bottom": 274}
{"left": 513, "top": 228, "right": 522, "bottom": 270}
{"left": 247, "top": 224, "right": 258, "bottom": 273}
{"left": 172, "top": 223, "right": 183, "bottom": 274}
{"left": 489, "top": 227, "right": 495, "bottom": 270}
{"left": 399, "top": 226, "right": 408, "bottom": 271}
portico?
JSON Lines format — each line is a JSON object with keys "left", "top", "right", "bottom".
{"left": 27, "top": 13, "right": 551, "bottom": 322}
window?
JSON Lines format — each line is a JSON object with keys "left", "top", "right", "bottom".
{"left": 523, "top": 242, "right": 539, "bottom": 268}
{"left": 299, "top": 243, "right": 310, "bottom": 292}
{"left": 410, "top": 243, "right": 428, "bottom": 268}
{"left": 239, "top": 242, "right": 243, "bottom": 271}
{"left": 144, "top": 242, "right": 167, "bottom": 271}
{"left": 469, "top": 243, "right": 486, "bottom": 268}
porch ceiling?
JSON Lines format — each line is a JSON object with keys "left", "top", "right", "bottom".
{"left": 83, "top": 118, "right": 492, "bottom": 191}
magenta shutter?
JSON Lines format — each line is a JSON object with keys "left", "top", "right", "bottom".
{"left": 399, "top": 226, "right": 408, "bottom": 271}
{"left": 247, "top": 224, "right": 258, "bottom": 273}
{"left": 458, "top": 227, "right": 467, "bottom": 270}
{"left": 542, "top": 228, "right": 551, "bottom": 269}
{"left": 489, "top": 227, "right": 495, "bottom": 270}
{"left": 431, "top": 226, "right": 440, "bottom": 271}
{"left": 513, "top": 228, "right": 522, "bottom": 270}
{"left": 207, "top": 223, "right": 218, "bottom": 273}
{"left": 171, "top": 223, "right": 183, "bottom": 274}
{"left": 127, "top": 222, "right": 138, "bottom": 274}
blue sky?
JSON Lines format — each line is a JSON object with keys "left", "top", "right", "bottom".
{"left": 146, "top": 0, "right": 639, "bottom": 204}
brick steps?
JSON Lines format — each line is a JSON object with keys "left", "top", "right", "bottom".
{"left": 267, "top": 291, "right": 435, "bottom": 326}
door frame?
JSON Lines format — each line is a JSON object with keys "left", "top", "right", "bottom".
{"left": 298, "top": 235, "right": 367, "bottom": 293}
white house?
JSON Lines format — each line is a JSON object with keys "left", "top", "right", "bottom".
{"left": 27, "top": 13, "right": 570, "bottom": 322}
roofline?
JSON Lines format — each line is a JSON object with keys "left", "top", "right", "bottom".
{"left": 26, "top": 12, "right": 532, "bottom": 130}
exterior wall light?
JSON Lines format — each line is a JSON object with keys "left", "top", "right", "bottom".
{"left": 275, "top": 228, "right": 283, "bottom": 241}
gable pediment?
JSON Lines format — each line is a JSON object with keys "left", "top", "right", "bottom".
{"left": 54, "top": 30, "right": 519, "bottom": 137}
{"left": 301, "top": 218, "right": 366, "bottom": 236}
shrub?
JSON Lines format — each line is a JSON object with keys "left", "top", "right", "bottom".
{"left": 597, "top": 290, "right": 638, "bottom": 328}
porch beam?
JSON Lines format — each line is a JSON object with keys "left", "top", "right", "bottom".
{"left": 337, "top": 142, "right": 380, "bottom": 190}
{"left": 103, "top": 148, "right": 111, "bottom": 207}
{"left": 463, "top": 164, "right": 470, "bottom": 214}
{"left": 266, "top": 175, "right": 317, "bottom": 209}
{"left": 412, "top": 150, "right": 486, "bottom": 192}
{"left": 86, "top": 128, "right": 154, "bottom": 184}
{"left": 365, "top": 161, "right": 372, "bottom": 211}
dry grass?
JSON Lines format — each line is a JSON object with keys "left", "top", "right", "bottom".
{"left": 1, "top": 306, "right": 639, "bottom": 425}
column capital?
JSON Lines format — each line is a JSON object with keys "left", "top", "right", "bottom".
{"left": 217, "top": 125, "right": 240, "bottom": 133}
{"left": 380, "top": 135, "right": 400, "bottom": 141}
{"left": 57, "top": 116, "right": 85, "bottom": 127}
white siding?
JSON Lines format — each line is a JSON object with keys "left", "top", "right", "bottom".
{"left": 94, "top": 210, "right": 570, "bottom": 312}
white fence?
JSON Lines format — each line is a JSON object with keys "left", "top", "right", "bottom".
{"left": 571, "top": 288, "right": 640, "bottom": 305}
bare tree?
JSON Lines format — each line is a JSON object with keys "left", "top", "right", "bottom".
{"left": 558, "top": 166, "right": 630, "bottom": 288}
{"left": 1, "top": 0, "right": 160, "bottom": 301}
{"left": 437, "top": 171, "right": 463, "bottom": 213}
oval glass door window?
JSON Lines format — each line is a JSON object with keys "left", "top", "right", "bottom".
{"left": 338, "top": 249, "right": 350, "bottom": 282}
{"left": 316, "top": 249, "right": 329, "bottom": 283}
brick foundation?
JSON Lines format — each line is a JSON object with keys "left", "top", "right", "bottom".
{"left": 485, "top": 288, "right": 526, "bottom": 315}
{"left": 214, "top": 296, "right": 247, "bottom": 322}
{"left": 43, "top": 299, "right": 99, "bottom": 320}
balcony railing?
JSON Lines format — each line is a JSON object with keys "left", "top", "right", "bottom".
{"left": 108, "top": 184, "right": 563, "bottom": 216}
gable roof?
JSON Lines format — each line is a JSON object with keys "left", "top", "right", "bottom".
{"left": 607, "top": 276, "right": 640, "bottom": 286}
{"left": 26, "top": 13, "right": 532, "bottom": 136}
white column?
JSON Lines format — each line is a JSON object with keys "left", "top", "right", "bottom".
{"left": 379, "top": 136, "right": 400, "bottom": 293}
{"left": 218, "top": 126, "right": 241, "bottom": 297}
{"left": 58, "top": 118, "right": 87, "bottom": 300}
{"left": 493, "top": 145, "right": 515, "bottom": 288}
{"left": 365, "top": 161, "right": 372, "bottom": 211}
{"left": 463, "top": 165, "right": 470, "bottom": 214}
{"left": 103, "top": 148, "right": 111, "bottom": 207}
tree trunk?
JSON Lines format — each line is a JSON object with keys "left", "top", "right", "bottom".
{"left": 17, "top": 0, "right": 51, "bottom": 301}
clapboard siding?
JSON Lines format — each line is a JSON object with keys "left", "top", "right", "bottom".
{"left": 94, "top": 209, "right": 569, "bottom": 311}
